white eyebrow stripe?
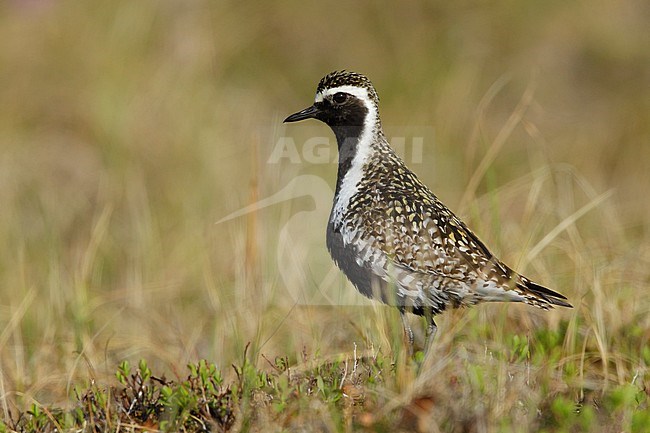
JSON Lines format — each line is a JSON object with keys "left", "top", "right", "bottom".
{"left": 314, "top": 85, "right": 371, "bottom": 105}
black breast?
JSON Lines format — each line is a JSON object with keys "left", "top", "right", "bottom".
{"left": 325, "top": 221, "right": 378, "bottom": 300}
{"left": 325, "top": 222, "right": 431, "bottom": 315}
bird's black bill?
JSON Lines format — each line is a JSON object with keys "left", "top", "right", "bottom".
{"left": 284, "top": 105, "right": 320, "bottom": 123}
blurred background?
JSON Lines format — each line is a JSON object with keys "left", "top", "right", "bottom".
{"left": 0, "top": 0, "right": 649, "bottom": 409}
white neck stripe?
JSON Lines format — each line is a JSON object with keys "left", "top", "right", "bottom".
{"left": 325, "top": 87, "right": 380, "bottom": 230}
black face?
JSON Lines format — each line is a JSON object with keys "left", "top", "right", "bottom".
{"left": 284, "top": 92, "right": 368, "bottom": 128}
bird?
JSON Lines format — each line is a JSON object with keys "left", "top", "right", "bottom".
{"left": 283, "top": 70, "right": 572, "bottom": 353}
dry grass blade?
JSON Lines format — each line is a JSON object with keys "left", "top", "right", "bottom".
{"left": 460, "top": 77, "right": 537, "bottom": 210}
{"left": 524, "top": 189, "right": 614, "bottom": 265}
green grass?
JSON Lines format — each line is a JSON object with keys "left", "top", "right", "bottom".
{"left": 2, "top": 335, "right": 649, "bottom": 432}
{"left": 1, "top": 0, "right": 649, "bottom": 431}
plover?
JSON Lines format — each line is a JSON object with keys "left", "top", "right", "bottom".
{"left": 284, "top": 70, "right": 572, "bottom": 352}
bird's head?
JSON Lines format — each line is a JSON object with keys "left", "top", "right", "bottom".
{"left": 284, "top": 71, "right": 380, "bottom": 134}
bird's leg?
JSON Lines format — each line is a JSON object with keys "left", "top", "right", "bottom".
{"left": 423, "top": 309, "right": 437, "bottom": 355}
{"left": 399, "top": 308, "right": 414, "bottom": 357}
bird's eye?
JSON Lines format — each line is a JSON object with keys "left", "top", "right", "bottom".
{"left": 332, "top": 92, "right": 348, "bottom": 104}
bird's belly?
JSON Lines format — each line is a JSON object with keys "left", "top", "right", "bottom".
{"left": 326, "top": 220, "right": 484, "bottom": 314}
{"left": 326, "top": 221, "right": 428, "bottom": 308}
{"left": 326, "top": 221, "right": 378, "bottom": 300}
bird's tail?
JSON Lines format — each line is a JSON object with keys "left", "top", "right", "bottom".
{"left": 517, "top": 277, "right": 573, "bottom": 308}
